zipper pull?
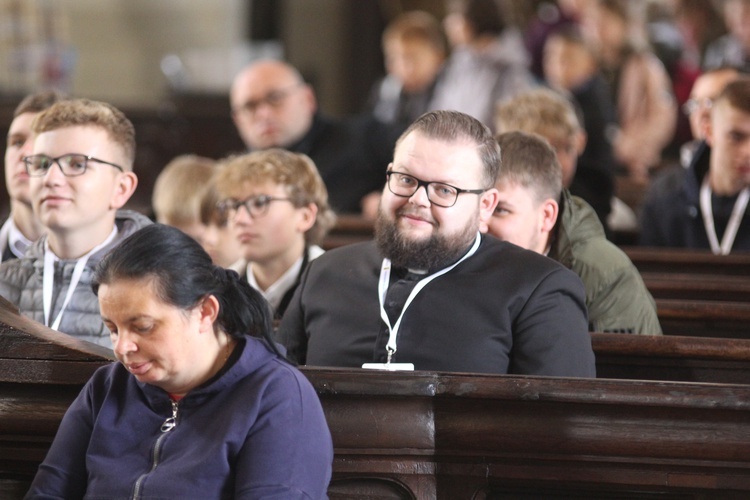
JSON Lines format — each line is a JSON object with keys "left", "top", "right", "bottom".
{"left": 160, "top": 400, "right": 179, "bottom": 433}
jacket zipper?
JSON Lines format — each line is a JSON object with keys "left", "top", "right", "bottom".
{"left": 131, "top": 400, "right": 179, "bottom": 500}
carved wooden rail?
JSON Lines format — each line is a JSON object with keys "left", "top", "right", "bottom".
{"left": 311, "top": 367, "right": 750, "bottom": 499}
{"left": 2, "top": 300, "right": 750, "bottom": 498}
{"left": 592, "top": 331, "right": 750, "bottom": 383}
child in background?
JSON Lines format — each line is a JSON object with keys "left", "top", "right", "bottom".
{"left": 368, "top": 10, "right": 447, "bottom": 127}
{"left": 215, "top": 149, "right": 336, "bottom": 321}
{"left": 199, "top": 170, "right": 244, "bottom": 268}
{"left": 151, "top": 154, "right": 215, "bottom": 245}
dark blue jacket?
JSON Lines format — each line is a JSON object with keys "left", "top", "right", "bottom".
{"left": 26, "top": 337, "right": 333, "bottom": 499}
{"left": 639, "top": 141, "right": 750, "bottom": 251}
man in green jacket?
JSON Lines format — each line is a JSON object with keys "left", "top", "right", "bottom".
{"left": 484, "top": 131, "right": 661, "bottom": 335}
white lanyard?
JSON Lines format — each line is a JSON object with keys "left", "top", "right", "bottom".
{"left": 43, "top": 228, "right": 118, "bottom": 330}
{"left": 700, "top": 176, "right": 750, "bottom": 255}
{"left": 377, "top": 232, "right": 481, "bottom": 364}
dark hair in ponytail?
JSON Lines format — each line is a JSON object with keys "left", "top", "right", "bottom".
{"left": 93, "top": 224, "right": 281, "bottom": 355}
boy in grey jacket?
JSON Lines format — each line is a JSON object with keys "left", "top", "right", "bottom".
{"left": 0, "top": 98, "right": 150, "bottom": 347}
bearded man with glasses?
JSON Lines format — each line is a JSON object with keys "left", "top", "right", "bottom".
{"left": 0, "top": 98, "right": 151, "bottom": 347}
{"left": 278, "top": 110, "right": 595, "bottom": 377}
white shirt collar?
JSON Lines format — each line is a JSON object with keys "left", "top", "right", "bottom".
{"left": 245, "top": 245, "right": 324, "bottom": 311}
{"left": 0, "top": 218, "right": 34, "bottom": 261}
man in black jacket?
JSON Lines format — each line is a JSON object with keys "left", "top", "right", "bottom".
{"left": 230, "top": 59, "right": 400, "bottom": 214}
{"left": 278, "top": 110, "right": 595, "bottom": 377}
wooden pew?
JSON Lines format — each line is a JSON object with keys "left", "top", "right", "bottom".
{"left": 624, "top": 246, "right": 750, "bottom": 276}
{"left": 313, "top": 367, "right": 750, "bottom": 499}
{"left": 0, "top": 298, "right": 114, "bottom": 499}
{"left": 592, "top": 331, "right": 750, "bottom": 383}
{"left": 642, "top": 272, "right": 750, "bottom": 302}
{"left": 4, "top": 301, "right": 750, "bottom": 499}
{"left": 657, "top": 298, "right": 750, "bottom": 338}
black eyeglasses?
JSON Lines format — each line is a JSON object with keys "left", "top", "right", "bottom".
{"left": 23, "top": 154, "right": 124, "bottom": 177}
{"left": 386, "top": 170, "right": 486, "bottom": 208}
{"left": 217, "top": 195, "right": 293, "bottom": 218}
{"left": 232, "top": 84, "right": 302, "bottom": 116}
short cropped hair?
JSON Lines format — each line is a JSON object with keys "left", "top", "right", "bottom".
{"left": 398, "top": 110, "right": 501, "bottom": 188}
{"left": 547, "top": 23, "right": 594, "bottom": 55}
{"left": 715, "top": 76, "right": 750, "bottom": 114}
{"left": 448, "top": 0, "right": 506, "bottom": 37}
{"left": 495, "top": 88, "right": 581, "bottom": 140}
{"left": 153, "top": 155, "right": 216, "bottom": 227}
{"left": 495, "top": 131, "right": 562, "bottom": 204}
{"left": 13, "top": 90, "right": 68, "bottom": 117}
{"left": 382, "top": 11, "right": 447, "bottom": 57}
{"left": 31, "top": 98, "right": 136, "bottom": 168}
{"left": 214, "top": 149, "right": 336, "bottom": 245}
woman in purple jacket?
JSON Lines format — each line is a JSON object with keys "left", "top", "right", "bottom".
{"left": 25, "top": 224, "right": 333, "bottom": 499}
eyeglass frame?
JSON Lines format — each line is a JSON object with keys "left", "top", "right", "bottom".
{"left": 217, "top": 194, "right": 294, "bottom": 219}
{"left": 231, "top": 83, "right": 303, "bottom": 117}
{"left": 22, "top": 154, "right": 124, "bottom": 177}
{"left": 682, "top": 97, "right": 713, "bottom": 116}
{"left": 385, "top": 170, "right": 487, "bottom": 208}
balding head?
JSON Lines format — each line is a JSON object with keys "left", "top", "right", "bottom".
{"left": 230, "top": 60, "right": 316, "bottom": 150}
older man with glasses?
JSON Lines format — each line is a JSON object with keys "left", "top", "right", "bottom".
{"left": 278, "top": 110, "right": 595, "bottom": 377}
{"left": 0, "top": 98, "right": 151, "bottom": 347}
{"left": 230, "top": 59, "right": 402, "bottom": 215}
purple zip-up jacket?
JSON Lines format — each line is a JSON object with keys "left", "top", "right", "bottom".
{"left": 25, "top": 337, "right": 333, "bottom": 499}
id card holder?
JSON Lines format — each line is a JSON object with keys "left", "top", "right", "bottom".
{"left": 362, "top": 362, "right": 415, "bottom": 371}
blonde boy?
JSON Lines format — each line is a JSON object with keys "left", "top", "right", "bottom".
{"left": 215, "top": 149, "right": 335, "bottom": 319}
{"left": 0, "top": 99, "right": 150, "bottom": 346}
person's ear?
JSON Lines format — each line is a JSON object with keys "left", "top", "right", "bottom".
{"left": 109, "top": 171, "right": 138, "bottom": 210}
{"left": 540, "top": 198, "right": 559, "bottom": 234}
{"left": 479, "top": 187, "right": 499, "bottom": 224}
{"left": 198, "top": 294, "right": 221, "bottom": 334}
{"left": 296, "top": 203, "right": 318, "bottom": 233}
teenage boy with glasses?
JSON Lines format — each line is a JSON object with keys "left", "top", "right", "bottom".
{"left": 278, "top": 110, "right": 595, "bottom": 377}
{"left": 214, "top": 149, "right": 335, "bottom": 321}
{"left": 0, "top": 98, "right": 151, "bottom": 347}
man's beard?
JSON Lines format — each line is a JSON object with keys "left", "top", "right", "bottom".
{"left": 375, "top": 207, "right": 478, "bottom": 271}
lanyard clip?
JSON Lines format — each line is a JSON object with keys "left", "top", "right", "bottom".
{"left": 386, "top": 346, "right": 395, "bottom": 365}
